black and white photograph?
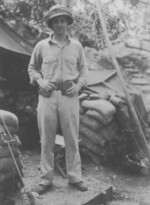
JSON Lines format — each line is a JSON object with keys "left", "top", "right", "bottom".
{"left": 0, "top": 0, "right": 150, "bottom": 204}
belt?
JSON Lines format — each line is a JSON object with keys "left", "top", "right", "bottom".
{"left": 39, "top": 79, "right": 77, "bottom": 97}
{"left": 55, "top": 79, "right": 77, "bottom": 91}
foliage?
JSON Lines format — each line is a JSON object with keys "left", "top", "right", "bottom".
{"left": 110, "top": 0, "right": 150, "bottom": 37}
{"left": 0, "top": 0, "right": 150, "bottom": 50}
{"left": 0, "top": 0, "right": 55, "bottom": 45}
{"left": 71, "top": 7, "right": 126, "bottom": 49}
{"left": 123, "top": 0, "right": 140, "bottom": 7}
{"left": 0, "top": 0, "right": 55, "bottom": 21}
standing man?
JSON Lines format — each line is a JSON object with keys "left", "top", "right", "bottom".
{"left": 28, "top": 4, "right": 88, "bottom": 194}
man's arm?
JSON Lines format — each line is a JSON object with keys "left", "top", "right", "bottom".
{"left": 76, "top": 44, "right": 88, "bottom": 92}
{"left": 28, "top": 44, "right": 43, "bottom": 85}
{"left": 28, "top": 44, "right": 56, "bottom": 92}
{"left": 66, "top": 43, "right": 88, "bottom": 96}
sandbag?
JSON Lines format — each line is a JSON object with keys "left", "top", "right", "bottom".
{"left": 0, "top": 132, "right": 16, "bottom": 142}
{"left": 109, "top": 95, "right": 125, "bottom": 106}
{"left": 98, "top": 120, "right": 119, "bottom": 141}
{"left": 79, "top": 92, "right": 88, "bottom": 100}
{"left": 79, "top": 124, "right": 105, "bottom": 146}
{"left": 0, "top": 145, "right": 20, "bottom": 158}
{"left": 109, "top": 95, "right": 130, "bottom": 127}
{"left": 79, "top": 134, "right": 106, "bottom": 158}
{"left": 0, "top": 134, "right": 21, "bottom": 146}
{"left": 0, "top": 156, "right": 23, "bottom": 172}
{"left": 86, "top": 109, "right": 114, "bottom": 125}
{"left": 80, "top": 114, "right": 103, "bottom": 131}
{"left": 79, "top": 106, "right": 87, "bottom": 114}
{"left": 90, "top": 92, "right": 110, "bottom": 100}
{"left": 0, "top": 123, "right": 19, "bottom": 135}
{"left": 98, "top": 128, "right": 120, "bottom": 143}
{"left": 80, "top": 147, "right": 101, "bottom": 165}
{"left": 0, "top": 110, "right": 18, "bottom": 128}
{"left": 87, "top": 93, "right": 101, "bottom": 100}
{"left": 81, "top": 99, "right": 116, "bottom": 118}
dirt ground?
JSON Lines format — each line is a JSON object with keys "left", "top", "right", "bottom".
{"left": 20, "top": 150, "right": 150, "bottom": 205}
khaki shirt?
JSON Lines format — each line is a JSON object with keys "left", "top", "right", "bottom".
{"left": 28, "top": 33, "right": 88, "bottom": 89}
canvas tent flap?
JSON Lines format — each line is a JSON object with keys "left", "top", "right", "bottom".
{"left": 87, "top": 69, "right": 117, "bottom": 85}
{"left": 0, "top": 19, "right": 33, "bottom": 55}
{"left": 87, "top": 69, "right": 125, "bottom": 95}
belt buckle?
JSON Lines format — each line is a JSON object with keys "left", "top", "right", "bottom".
{"left": 56, "top": 82, "right": 62, "bottom": 91}
{"left": 58, "top": 82, "right": 62, "bottom": 91}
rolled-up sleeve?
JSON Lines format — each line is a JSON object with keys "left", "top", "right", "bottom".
{"left": 28, "top": 43, "right": 42, "bottom": 85}
{"left": 77, "top": 44, "right": 88, "bottom": 90}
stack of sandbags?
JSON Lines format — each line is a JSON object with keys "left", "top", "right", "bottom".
{"left": 0, "top": 110, "right": 23, "bottom": 195}
{"left": 79, "top": 92, "right": 124, "bottom": 163}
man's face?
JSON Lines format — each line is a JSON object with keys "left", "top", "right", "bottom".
{"left": 51, "top": 15, "right": 68, "bottom": 35}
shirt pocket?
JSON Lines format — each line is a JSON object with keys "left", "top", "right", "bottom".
{"left": 41, "top": 56, "right": 58, "bottom": 77}
{"left": 64, "top": 57, "right": 77, "bottom": 75}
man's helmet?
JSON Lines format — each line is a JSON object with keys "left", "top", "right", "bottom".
{"left": 46, "top": 4, "right": 74, "bottom": 28}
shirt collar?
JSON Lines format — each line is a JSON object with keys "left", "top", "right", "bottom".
{"left": 49, "top": 32, "right": 71, "bottom": 44}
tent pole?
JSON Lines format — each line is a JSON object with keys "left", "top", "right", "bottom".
{"left": 95, "top": 0, "right": 150, "bottom": 169}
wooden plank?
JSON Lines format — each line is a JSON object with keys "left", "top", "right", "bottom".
{"left": 82, "top": 179, "right": 112, "bottom": 205}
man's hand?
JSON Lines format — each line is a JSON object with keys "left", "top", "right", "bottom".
{"left": 37, "top": 78, "right": 56, "bottom": 91}
{"left": 65, "top": 83, "right": 80, "bottom": 96}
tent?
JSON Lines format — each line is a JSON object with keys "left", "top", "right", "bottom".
{"left": 0, "top": 18, "right": 32, "bottom": 55}
{"left": 87, "top": 69, "right": 123, "bottom": 94}
{"left": 0, "top": 19, "right": 35, "bottom": 93}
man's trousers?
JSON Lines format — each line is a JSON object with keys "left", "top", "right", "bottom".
{"left": 37, "top": 90, "right": 82, "bottom": 186}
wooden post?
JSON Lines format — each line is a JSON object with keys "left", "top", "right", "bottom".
{"left": 95, "top": 0, "right": 150, "bottom": 169}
